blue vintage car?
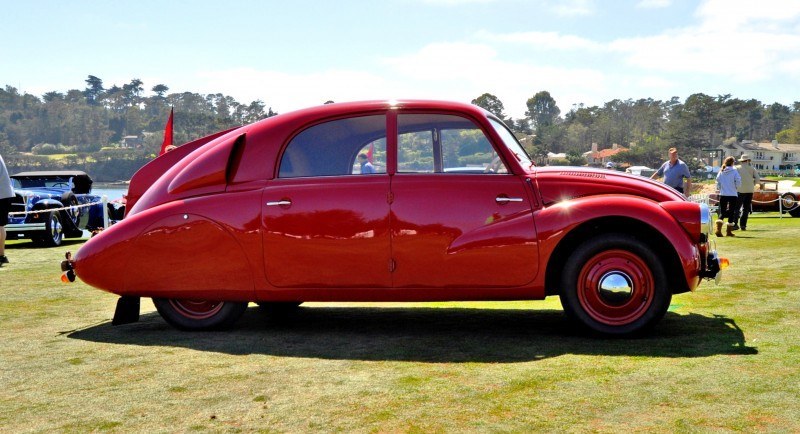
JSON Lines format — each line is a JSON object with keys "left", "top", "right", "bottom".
{"left": 7, "top": 171, "right": 114, "bottom": 246}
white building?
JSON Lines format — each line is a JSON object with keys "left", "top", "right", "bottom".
{"left": 722, "top": 140, "right": 800, "bottom": 174}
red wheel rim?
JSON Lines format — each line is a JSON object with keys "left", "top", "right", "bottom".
{"left": 168, "top": 300, "right": 224, "bottom": 320}
{"left": 577, "top": 249, "right": 655, "bottom": 326}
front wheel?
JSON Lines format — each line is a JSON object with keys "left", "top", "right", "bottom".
{"left": 781, "top": 193, "right": 798, "bottom": 212}
{"left": 559, "top": 234, "right": 671, "bottom": 336}
{"left": 152, "top": 298, "right": 247, "bottom": 331}
{"left": 33, "top": 211, "right": 63, "bottom": 247}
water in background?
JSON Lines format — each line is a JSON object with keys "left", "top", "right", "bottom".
{"left": 92, "top": 185, "right": 127, "bottom": 202}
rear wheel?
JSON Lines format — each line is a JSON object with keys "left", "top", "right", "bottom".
{"left": 61, "top": 195, "right": 83, "bottom": 237}
{"left": 152, "top": 298, "right": 247, "bottom": 331}
{"left": 559, "top": 234, "right": 671, "bottom": 336}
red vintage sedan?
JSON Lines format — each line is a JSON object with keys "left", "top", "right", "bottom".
{"left": 74, "top": 100, "right": 722, "bottom": 336}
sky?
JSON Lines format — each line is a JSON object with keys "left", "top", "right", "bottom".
{"left": 2, "top": 0, "right": 799, "bottom": 118}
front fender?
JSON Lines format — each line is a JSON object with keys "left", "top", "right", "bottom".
{"left": 28, "top": 199, "right": 63, "bottom": 223}
{"left": 31, "top": 198, "right": 62, "bottom": 211}
{"left": 536, "top": 194, "right": 701, "bottom": 294}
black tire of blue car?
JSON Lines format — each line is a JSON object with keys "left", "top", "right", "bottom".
{"left": 152, "top": 298, "right": 248, "bottom": 331}
{"left": 60, "top": 194, "right": 84, "bottom": 238}
{"left": 559, "top": 233, "right": 671, "bottom": 336}
{"left": 33, "top": 211, "right": 64, "bottom": 247}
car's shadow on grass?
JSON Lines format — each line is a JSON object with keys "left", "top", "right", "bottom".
{"left": 6, "top": 238, "right": 86, "bottom": 249}
{"left": 67, "top": 306, "right": 757, "bottom": 362}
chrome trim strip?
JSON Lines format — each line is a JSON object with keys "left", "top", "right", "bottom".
{"left": 5, "top": 223, "right": 46, "bottom": 232}
{"left": 496, "top": 197, "right": 523, "bottom": 203}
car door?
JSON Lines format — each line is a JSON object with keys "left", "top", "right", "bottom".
{"left": 262, "top": 115, "right": 392, "bottom": 288}
{"left": 390, "top": 113, "right": 539, "bottom": 288}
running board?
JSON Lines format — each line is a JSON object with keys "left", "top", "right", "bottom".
{"left": 112, "top": 296, "right": 140, "bottom": 325}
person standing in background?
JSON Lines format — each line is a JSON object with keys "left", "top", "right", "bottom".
{"left": 715, "top": 156, "right": 742, "bottom": 237}
{"left": 735, "top": 154, "right": 760, "bottom": 231}
{"left": 651, "top": 147, "right": 692, "bottom": 196}
{"left": 0, "top": 153, "right": 14, "bottom": 266}
{"left": 358, "top": 153, "right": 376, "bottom": 174}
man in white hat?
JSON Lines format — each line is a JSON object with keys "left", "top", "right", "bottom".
{"left": 735, "top": 153, "right": 760, "bottom": 231}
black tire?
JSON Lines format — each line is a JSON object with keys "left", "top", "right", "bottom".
{"left": 780, "top": 193, "right": 798, "bottom": 213}
{"left": 33, "top": 211, "right": 63, "bottom": 247}
{"left": 559, "top": 233, "right": 671, "bottom": 336}
{"left": 152, "top": 298, "right": 248, "bottom": 331}
{"left": 790, "top": 207, "right": 800, "bottom": 218}
{"left": 60, "top": 194, "right": 83, "bottom": 238}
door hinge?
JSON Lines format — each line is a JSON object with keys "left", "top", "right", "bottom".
{"left": 387, "top": 191, "right": 394, "bottom": 204}
{"left": 388, "top": 258, "right": 396, "bottom": 272}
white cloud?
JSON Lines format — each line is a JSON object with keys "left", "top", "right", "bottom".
{"left": 383, "top": 43, "right": 500, "bottom": 81}
{"left": 418, "top": 0, "right": 496, "bottom": 4}
{"left": 696, "top": 0, "right": 800, "bottom": 28}
{"left": 182, "top": 0, "right": 800, "bottom": 119}
{"left": 610, "top": 1, "right": 800, "bottom": 82}
{"left": 476, "top": 30, "right": 602, "bottom": 51}
{"left": 632, "top": 75, "right": 675, "bottom": 91}
{"left": 636, "top": 0, "right": 671, "bottom": 8}
{"left": 550, "top": 0, "right": 594, "bottom": 16}
{"left": 190, "top": 42, "right": 614, "bottom": 118}
{"left": 382, "top": 42, "right": 607, "bottom": 116}
{"left": 193, "top": 68, "right": 394, "bottom": 113}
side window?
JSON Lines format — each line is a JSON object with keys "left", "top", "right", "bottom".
{"left": 397, "top": 114, "right": 507, "bottom": 174}
{"left": 279, "top": 115, "right": 386, "bottom": 178}
{"left": 398, "top": 130, "right": 434, "bottom": 173}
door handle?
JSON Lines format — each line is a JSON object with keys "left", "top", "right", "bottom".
{"left": 496, "top": 197, "right": 523, "bottom": 204}
{"left": 266, "top": 200, "right": 292, "bottom": 206}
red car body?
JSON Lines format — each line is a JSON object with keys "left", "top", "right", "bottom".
{"left": 74, "top": 100, "right": 721, "bottom": 335}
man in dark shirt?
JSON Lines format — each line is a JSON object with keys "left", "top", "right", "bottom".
{"left": 358, "top": 153, "right": 376, "bottom": 174}
{"left": 651, "top": 147, "right": 692, "bottom": 195}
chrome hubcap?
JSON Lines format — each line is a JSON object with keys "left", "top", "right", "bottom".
{"left": 598, "top": 271, "right": 634, "bottom": 305}
{"left": 51, "top": 216, "right": 62, "bottom": 241}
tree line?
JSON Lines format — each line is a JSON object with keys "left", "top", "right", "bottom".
{"left": 472, "top": 91, "right": 800, "bottom": 167}
{"left": 0, "top": 75, "right": 275, "bottom": 180}
{"left": 1, "top": 74, "right": 799, "bottom": 180}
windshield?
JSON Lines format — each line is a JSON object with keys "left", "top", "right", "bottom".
{"left": 12, "top": 177, "right": 72, "bottom": 189}
{"left": 489, "top": 118, "right": 533, "bottom": 169}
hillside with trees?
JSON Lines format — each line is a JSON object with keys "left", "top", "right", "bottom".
{"left": 0, "top": 75, "right": 276, "bottom": 180}
{"left": 1, "top": 75, "right": 798, "bottom": 180}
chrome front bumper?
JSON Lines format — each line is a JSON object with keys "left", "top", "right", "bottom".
{"left": 5, "top": 223, "right": 46, "bottom": 232}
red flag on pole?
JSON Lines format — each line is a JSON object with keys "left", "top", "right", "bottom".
{"left": 159, "top": 108, "right": 174, "bottom": 155}
{"left": 366, "top": 142, "right": 374, "bottom": 163}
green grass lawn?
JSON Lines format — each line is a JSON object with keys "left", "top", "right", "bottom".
{"left": 1, "top": 214, "right": 799, "bottom": 432}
